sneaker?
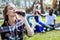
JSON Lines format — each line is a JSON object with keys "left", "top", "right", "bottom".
{"left": 47, "top": 28, "right": 51, "bottom": 31}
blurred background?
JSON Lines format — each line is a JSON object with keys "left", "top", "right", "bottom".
{"left": 0, "top": 0, "right": 60, "bottom": 20}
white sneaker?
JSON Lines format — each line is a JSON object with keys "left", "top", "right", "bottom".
{"left": 47, "top": 28, "right": 50, "bottom": 31}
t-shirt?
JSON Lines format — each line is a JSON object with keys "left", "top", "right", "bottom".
{"left": 45, "top": 13, "right": 56, "bottom": 25}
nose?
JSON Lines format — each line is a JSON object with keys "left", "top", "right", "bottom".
{"left": 13, "top": 9, "right": 16, "bottom": 14}
{"left": 13, "top": 9, "right": 17, "bottom": 13}
{"left": 13, "top": 8, "right": 17, "bottom": 11}
{"left": 13, "top": 9, "right": 15, "bottom": 11}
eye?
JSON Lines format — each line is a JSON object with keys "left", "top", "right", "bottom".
{"left": 9, "top": 7, "right": 13, "bottom": 10}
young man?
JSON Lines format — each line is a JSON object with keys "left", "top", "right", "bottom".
{"left": 45, "top": 8, "right": 56, "bottom": 30}
{"left": 38, "top": 8, "right": 56, "bottom": 31}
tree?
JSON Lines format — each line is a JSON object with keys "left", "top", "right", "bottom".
{"left": 26, "top": 0, "right": 36, "bottom": 13}
{"left": 40, "top": 0, "right": 44, "bottom": 14}
{"left": 52, "top": 0, "right": 57, "bottom": 9}
{"left": 59, "top": 1, "right": 60, "bottom": 14}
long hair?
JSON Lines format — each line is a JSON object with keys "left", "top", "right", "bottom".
{"left": 3, "top": 5, "right": 8, "bottom": 21}
{"left": 3, "top": 3, "right": 14, "bottom": 21}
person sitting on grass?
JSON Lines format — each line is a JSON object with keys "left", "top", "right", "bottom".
{"left": 30, "top": 3, "right": 45, "bottom": 32}
{"left": 31, "top": 3, "right": 54, "bottom": 32}
{"left": 45, "top": 8, "right": 56, "bottom": 30}
{"left": 39, "top": 8, "right": 56, "bottom": 31}
{"left": 0, "top": 2, "right": 35, "bottom": 40}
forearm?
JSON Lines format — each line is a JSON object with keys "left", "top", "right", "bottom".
{"left": 23, "top": 17, "right": 34, "bottom": 36}
{"left": 54, "top": 20, "right": 56, "bottom": 26}
{"left": 38, "top": 12, "right": 46, "bottom": 17}
{"left": 40, "top": 14, "right": 46, "bottom": 17}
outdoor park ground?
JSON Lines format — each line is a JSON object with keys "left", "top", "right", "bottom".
{"left": 0, "top": 16, "right": 60, "bottom": 40}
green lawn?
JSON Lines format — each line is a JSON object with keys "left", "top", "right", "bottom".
{"left": 24, "top": 31, "right": 60, "bottom": 40}
{"left": 24, "top": 16, "right": 60, "bottom": 40}
{"left": 0, "top": 16, "right": 60, "bottom": 40}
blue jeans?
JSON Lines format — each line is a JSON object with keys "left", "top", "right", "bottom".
{"left": 34, "top": 21, "right": 45, "bottom": 32}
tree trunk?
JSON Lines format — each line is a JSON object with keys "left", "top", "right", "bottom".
{"left": 52, "top": 0, "right": 57, "bottom": 9}
{"left": 59, "top": 1, "right": 60, "bottom": 14}
{"left": 25, "top": 0, "right": 26, "bottom": 8}
{"left": 40, "top": 0, "right": 44, "bottom": 14}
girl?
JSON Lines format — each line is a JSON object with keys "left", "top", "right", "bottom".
{"left": 0, "top": 3, "right": 34, "bottom": 40}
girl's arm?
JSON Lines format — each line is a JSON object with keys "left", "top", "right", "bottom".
{"left": 21, "top": 16, "right": 34, "bottom": 36}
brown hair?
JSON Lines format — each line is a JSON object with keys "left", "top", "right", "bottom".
{"left": 3, "top": 5, "right": 8, "bottom": 21}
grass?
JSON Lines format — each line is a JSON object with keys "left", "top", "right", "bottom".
{"left": 24, "top": 16, "right": 60, "bottom": 40}
{"left": 0, "top": 16, "right": 60, "bottom": 40}
{"left": 24, "top": 31, "right": 60, "bottom": 40}
{"left": 0, "top": 21, "right": 3, "bottom": 26}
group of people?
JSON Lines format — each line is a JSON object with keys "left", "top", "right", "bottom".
{"left": 0, "top": 1, "right": 56, "bottom": 40}
{"left": 27, "top": 3, "right": 56, "bottom": 32}
{"left": 33, "top": 8, "right": 56, "bottom": 32}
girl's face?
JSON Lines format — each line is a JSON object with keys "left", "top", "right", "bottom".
{"left": 7, "top": 3, "right": 16, "bottom": 17}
